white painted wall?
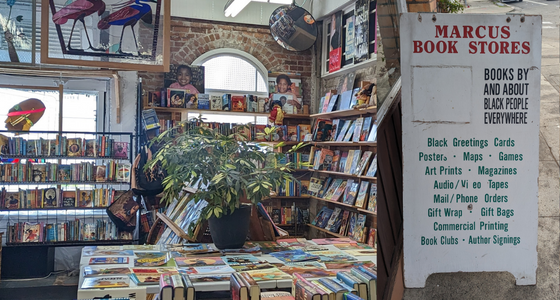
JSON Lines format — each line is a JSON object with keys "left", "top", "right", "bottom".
{"left": 310, "top": 0, "right": 354, "bottom": 20}
{"left": 171, "top": 0, "right": 312, "bottom": 25}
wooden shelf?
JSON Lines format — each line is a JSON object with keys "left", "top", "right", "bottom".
{"left": 310, "top": 107, "right": 377, "bottom": 119}
{"left": 148, "top": 107, "right": 310, "bottom": 119}
{"left": 309, "top": 196, "right": 377, "bottom": 217}
{"left": 311, "top": 141, "right": 377, "bottom": 147}
{"left": 357, "top": 208, "right": 377, "bottom": 216}
{"left": 307, "top": 224, "right": 346, "bottom": 238}
{"left": 264, "top": 195, "right": 310, "bottom": 199}
{"left": 0, "top": 181, "right": 129, "bottom": 185}
{"left": 309, "top": 169, "right": 377, "bottom": 180}
{"left": 283, "top": 114, "right": 311, "bottom": 119}
{"left": 0, "top": 207, "right": 109, "bottom": 212}
{"left": 5, "top": 239, "right": 137, "bottom": 247}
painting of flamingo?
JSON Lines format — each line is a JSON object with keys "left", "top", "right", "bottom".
{"left": 46, "top": 0, "right": 164, "bottom": 61}
{"left": 51, "top": 0, "right": 106, "bottom": 51}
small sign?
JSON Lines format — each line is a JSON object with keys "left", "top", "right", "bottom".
{"left": 401, "top": 13, "right": 541, "bottom": 287}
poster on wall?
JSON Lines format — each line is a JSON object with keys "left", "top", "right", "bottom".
{"left": 344, "top": 15, "right": 355, "bottom": 62}
{"left": 328, "top": 11, "right": 342, "bottom": 73}
{"left": 268, "top": 72, "right": 303, "bottom": 114}
{"left": 41, "top": 0, "right": 170, "bottom": 71}
{"left": 354, "top": 0, "right": 369, "bottom": 63}
{"left": 400, "top": 13, "right": 541, "bottom": 287}
{"left": 0, "top": 0, "right": 33, "bottom": 63}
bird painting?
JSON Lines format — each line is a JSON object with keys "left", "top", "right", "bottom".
{"left": 97, "top": 0, "right": 157, "bottom": 56}
{"left": 52, "top": 0, "right": 106, "bottom": 51}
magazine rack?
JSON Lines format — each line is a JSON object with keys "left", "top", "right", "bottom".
{"left": 0, "top": 130, "right": 136, "bottom": 248}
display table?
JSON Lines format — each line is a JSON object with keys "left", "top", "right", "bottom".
{"left": 76, "top": 242, "right": 377, "bottom": 300}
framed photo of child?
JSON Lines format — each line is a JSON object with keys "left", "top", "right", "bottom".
{"left": 268, "top": 72, "right": 303, "bottom": 114}
{"left": 164, "top": 64, "right": 205, "bottom": 95}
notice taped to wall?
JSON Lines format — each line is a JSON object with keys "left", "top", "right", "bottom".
{"left": 400, "top": 13, "right": 541, "bottom": 288}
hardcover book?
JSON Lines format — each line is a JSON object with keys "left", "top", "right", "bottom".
{"left": 188, "top": 274, "right": 231, "bottom": 283}
{"left": 95, "top": 165, "right": 107, "bottom": 182}
{"left": 367, "top": 184, "right": 377, "bottom": 212}
{"left": 336, "top": 120, "right": 352, "bottom": 142}
{"left": 243, "top": 268, "right": 292, "bottom": 281}
{"left": 42, "top": 187, "right": 58, "bottom": 208}
{"left": 261, "top": 291, "right": 296, "bottom": 299}
{"left": 32, "top": 164, "right": 47, "bottom": 182}
{"left": 354, "top": 182, "right": 370, "bottom": 208}
{"left": 116, "top": 163, "right": 131, "bottom": 183}
{"left": 174, "top": 257, "right": 226, "bottom": 268}
{"left": 347, "top": 212, "right": 358, "bottom": 238}
{"left": 312, "top": 207, "right": 334, "bottom": 228}
{"left": 23, "top": 222, "right": 41, "bottom": 242}
{"left": 168, "top": 89, "right": 186, "bottom": 108}
{"left": 89, "top": 257, "right": 130, "bottom": 265}
{"left": 112, "top": 142, "right": 128, "bottom": 159}
{"left": 270, "top": 249, "right": 320, "bottom": 263}
{"left": 246, "top": 94, "right": 258, "bottom": 112}
{"left": 325, "top": 207, "right": 343, "bottom": 232}
{"left": 338, "top": 211, "right": 351, "bottom": 236}
{"left": 360, "top": 117, "right": 373, "bottom": 141}
{"left": 57, "top": 165, "right": 71, "bottom": 182}
{"left": 81, "top": 276, "right": 130, "bottom": 289}
{"left": 85, "top": 139, "right": 96, "bottom": 157}
{"left": 185, "top": 93, "right": 198, "bottom": 108}
{"left": 134, "top": 252, "right": 169, "bottom": 267}
{"left": 231, "top": 95, "right": 246, "bottom": 112}
{"left": 62, "top": 191, "right": 77, "bottom": 207}
{"left": 67, "top": 138, "right": 81, "bottom": 157}
{"left": 210, "top": 95, "right": 223, "bottom": 110}
{"left": 352, "top": 118, "right": 364, "bottom": 143}
{"left": 222, "top": 94, "right": 232, "bottom": 111}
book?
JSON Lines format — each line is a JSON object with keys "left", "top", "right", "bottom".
{"left": 354, "top": 151, "right": 373, "bottom": 176}
{"left": 223, "top": 255, "right": 273, "bottom": 271}
{"left": 174, "top": 257, "right": 226, "bottom": 268}
{"left": 67, "top": 138, "right": 81, "bottom": 157}
{"left": 231, "top": 95, "right": 246, "bottom": 112}
{"left": 343, "top": 182, "right": 359, "bottom": 206}
{"left": 89, "top": 257, "right": 130, "bottom": 265}
{"left": 324, "top": 207, "right": 343, "bottom": 232}
{"left": 116, "top": 162, "right": 131, "bottom": 183}
{"left": 159, "top": 273, "right": 174, "bottom": 300}
{"left": 368, "top": 228, "right": 376, "bottom": 247}
{"left": 79, "top": 190, "right": 93, "bottom": 207}
{"left": 337, "top": 272, "right": 368, "bottom": 299}
{"left": 81, "top": 275, "right": 130, "bottom": 289}
{"left": 57, "top": 165, "right": 71, "bottom": 182}
{"left": 317, "top": 177, "right": 333, "bottom": 199}
{"left": 365, "top": 155, "right": 377, "bottom": 177}
{"left": 23, "top": 222, "right": 41, "bottom": 242}
{"left": 277, "top": 265, "right": 337, "bottom": 278}
{"left": 352, "top": 214, "right": 367, "bottom": 242}
{"left": 82, "top": 267, "right": 130, "bottom": 276}
{"left": 62, "top": 191, "right": 77, "bottom": 207}
{"left": 185, "top": 93, "right": 198, "bottom": 109}
{"left": 230, "top": 272, "right": 250, "bottom": 300}
{"left": 312, "top": 250, "right": 358, "bottom": 262}
{"left": 360, "top": 117, "right": 373, "bottom": 141}
{"left": 258, "top": 97, "right": 269, "bottom": 113}
{"left": 342, "top": 122, "right": 355, "bottom": 142}
{"left": 188, "top": 274, "right": 231, "bottom": 283}
{"left": 85, "top": 139, "right": 97, "bottom": 157}
{"left": 168, "top": 89, "right": 186, "bottom": 108}
{"left": 246, "top": 94, "right": 258, "bottom": 112}
{"left": 326, "top": 94, "right": 339, "bottom": 112}
{"left": 130, "top": 269, "right": 167, "bottom": 286}
{"left": 113, "top": 142, "right": 128, "bottom": 159}
{"left": 197, "top": 93, "right": 210, "bottom": 109}
{"left": 349, "top": 150, "right": 362, "bottom": 174}
{"left": 210, "top": 95, "right": 222, "bottom": 110}
{"left": 243, "top": 267, "right": 292, "bottom": 281}
{"left": 352, "top": 118, "right": 364, "bottom": 142}
{"left": 347, "top": 212, "right": 358, "bottom": 238}
{"left": 181, "top": 273, "right": 196, "bottom": 300}
{"left": 134, "top": 252, "right": 169, "bottom": 267}
{"left": 354, "top": 182, "right": 370, "bottom": 208}
{"left": 299, "top": 124, "right": 311, "bottom": 142}
{"left": 367, "top": 120, "right": 378, "bottom": 141}
{"left": 367, "top": 183, "right": 377, "bottom": 212}
{"left": 322, "top": 179, "right": 343, "bottom": 200}
{"left": 32, "top": 164, "right": 47, "bottom": 182}
{"left": 336, "top": 120, "right": 352, "bottom": 142}
{"left": 338, "top": 211, "right": 351, "bottom": 236}
{"left": 261, "top": 291, "right": 295, "bottom": 299}
{"left": 171, "top": 273, "right": 185, "bottom": 300}
{"left": 42, "top": 187, "right": 58, "bottom": 208}
{"left": 339, "top": 90, "right": 353, "bottom": 111}
{"left": 270, "top": 249, "right": 320, "bottom": 263}
{"left": 95, "top": 165, "right": 107, "bottom": 182}
{"left": 222, "top": 94, "right": 232, "bottom": 111}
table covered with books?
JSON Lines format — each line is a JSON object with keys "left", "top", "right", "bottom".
{"left": 77, "top": 238, "right": 377, "bottom": 300}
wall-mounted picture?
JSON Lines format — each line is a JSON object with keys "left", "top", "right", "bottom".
{"left": 354, "top": 0, "right": 370, "bottom": 63}
{"left": 268, "top": 72, "right": 303, "bottom": 114}
{"left": 164, "top": 64, "right": 205, "bottom": 94}
{"left": 41, "top": 0, "right": 170, "bottom": 71}
{"left": 329, "top": 11, "right": 342, "bottom": 73}
{"left": 0, "top": 0, "right": 34, "bottom": 63}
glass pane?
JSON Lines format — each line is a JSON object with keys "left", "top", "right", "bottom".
{"left": 0, "top": 88, "right": 60, "bottom": 131}
{"left": 62, "top": 92, "right": 98, "bottom": 132}
{"left": 203, "top": 55, "right": 267, "bottom": 93}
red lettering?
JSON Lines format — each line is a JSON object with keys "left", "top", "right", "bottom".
{"left": 488, "top": 41, "right": 499, "bottom": 54}
{"left": 450, "top": 26, "right": 461, "bottom": 38}
{"left": 511, "top": 41, "right": 520, "bottom": 54}
{"left": 522, "top": 41, "right": 530, "bottom": 54}
{"left": 436, "top": 41, "right": 447, "bottom": 53}
{"left": 479, "top": 41, "right": 487, "bottom": 54}
{"left": 488, "top": 26, "right": 499, "bottom": 39}
{"left": 413, "top": 41, "right": 423, "bottom": 53}
{"left": 501, "top": 26, "right": 510, "bottom": 39}
{"left": 464, "top": 26, "right": 474, "bottom": 39}
{"left": 448, "top": 41, "right": 458, "bottom": 53}
{"left": 499, "top": 41, "right": 509, "bottom": 54}
{"left": 435, "top": 25, "right": 448, "bottom": 38}
{"left": 469, "top": 41, "right": 477, "bottom": 54}
{"left": 425, "top": 41, "right": 435, "bottom": 53}
{"left": 475, "top": 26, "right": 486, "bottom": 39}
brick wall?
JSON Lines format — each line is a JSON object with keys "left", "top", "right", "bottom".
{"left": 407, "top": 0, "right": 437, "bottom": 12}
{"left": 139, "top": 17, "right": 314, "bottom": 105}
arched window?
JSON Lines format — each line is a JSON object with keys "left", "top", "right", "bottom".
{"left": 193, "top": 49, "right": 268, "bottom": 95}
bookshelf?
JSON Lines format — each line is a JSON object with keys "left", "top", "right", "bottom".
{"left": 0, "top": 130, "right": 135, "bottom": 247}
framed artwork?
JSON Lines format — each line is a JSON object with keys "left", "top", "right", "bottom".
{"left": 0, "top": 0, "right": 35, "bottom": 63}
{"left": 268, "top": 72, "right": 303, "bottom": 114}
{"left": 41, "top": 0, "right": 170, "bottom": 71}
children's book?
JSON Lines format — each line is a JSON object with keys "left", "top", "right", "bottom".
{"left": 184, "top": 93, "right": 197, "bottom": 108}
{"left": 270, "top": 249, "right": 320, "bottom": 263}
{"left": 331, "top": 150, "right": 341, "bottom": 172}
{"left": 312, "top": 250, "right": 358, "bottom": 262}
{"left": 85, "top": 139, "right": 96, "bottom": 157}
{"left": 258, "top": 97, "right": 269, "bottom": 113}
{"left": 322, "top": 179, "right": 344, "bottom": 200}
{"left": 32, "top": 164, "right": 47, "bottom": 182}
{"left": 367, "top": 120, "right": 378, "bottom": 142}
{"left": 336, "top": 120, "right": 352, "bottom": 142}
{"left": 312, "top": 207, "right": 334, "bottom": 228}
{"left": 168, "top": 89, "right": 186, "bottom": 108}
{"left": 116, "top": 163, "right": 131, "bottom": 183}
{"left": 354, "top": 151, "right": 373, "bottom": 176}
{"left": 81, "top": 275, "right": 130, "bottom": 289}
{"left": 244, "top": 267, "right": 292, "bottom": 282}
{"left": 338, "top": 211, "right": 351, "bottom": 236}
{"left": 23, "top": 222, "right": 41, "bottom": 242}
{"left": 352, "top": 118, "right": 364, "bottom": 142}
{"left": 223, "top": 255, "right": 273, "bottom": 271}
{"left": 62, "top": 191, "right": 77, "bottom": 207}
{"left": 210, "top": 95, "right": 222, "bottom": 110}
{"left": 308, "top": 177, "right": 324, "bottom": 197}
{"left": 246, "top": 94, "right": 258, "bottom": 112}
{"left": 344, "top": 150, "right": 355, "bottom": 174}
{"left": 57, "top": 165, "right": 71, "bottom": 182}
{"left": 352, "top": 214, "right": 367, "bottom": 242}
{"left": 277, "top": 265, "right": 337, "bottom": 278}
{"left": 222, "top": 94, "right": 231, "bottom": 111}
{"left": 95, "top": 165, "right": 107, "bottom": 182}
{"left": 365, "top": 155, "right": 378, "bottom": 177}
{"left": 67, "top": 138, "right": 82, "bottom": 157}
{"left": 174, "top": 257, "right": 226, "bottom": 268}
{"left": 42, "top": 187, "right": 58, "bottom": 208}
{"left": 82, "top": 267, "right": 130, "bottom": 276}
{"left": 89, "top": 257, "right": 130, "bottom": 265}
{"left": 197, "top": 93, "right": 210, "bottom": 109}
{"left": 367, "top": 228, "right": 377, "bottom": 248}
{"left": 342, "top": 122, "right": 355, "bottom": 142}
{"left": 317, "top": 177, "right": 333, "bottom": 198}
{"left": 299, "top": 124, "right": 311, "bottom": 142}
{"left": 330, "top": 180, "right": 348, "bottom": 202}
{"left": 231, "top": 95, "right": 246, "bottom": 112}
{"left": 134, "top": 252, "right": 169, "bottom": 267}
{"left": 188, "top": 274, "right": 231, "bottom": 283}
{"left": 360, "top": 117, "right": 373, "bottom": 141}
{"left": 347, "top": 212, "right": 358, "bottom": 238}
{"left": 349, "top": 150, "right": 362, "bottom": 174}
{"left": 79, "top": 190, "right": 93, "bottom": 207}
{"left": 112, "top": 142, "right": 128, "bottom": 159}
{"left": 349, "top": 87, "right": 360, "bottom": 108}
{"left": 326, "top": 94, "right": 339, "bottom": 112}
{"left": 342, "top": 182, "right": 359, "bottom": 206}
{"left": 324, "top": 207, "right": 343, "bottom": 232}
{"left": 339, "top": 90, "right": 353, "bottom": 110}
{"left": 367, "top": 184, "right": 377, "bottom": 212}
{"left": 354, "top": 181, "right": 370, "bottom": 209}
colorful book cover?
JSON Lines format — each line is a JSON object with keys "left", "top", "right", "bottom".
{"left": 89, "top": 257, "right": 129, "bottom": 265}
{"left": 354, "top": 151, "right": 373, "bottom": 176}
{"left": 23, "top": 222, "right": 41, "bottom": 242}
{"left": 330, "top": 180, "right": 348, "bottom": 202}
{"left": 313, "top": 250, "right": 358, "bottom": 262}
{"left": 336, "top": 120, "right": 352, "bottom": 142}
{"left": 367, "top": 120, "right": 378, "bottom": 142}
{"left": 343, "top": 182, "right": 359, "bottom": 206}
{"left": 318, "top": 149, "right": 334, "bottom": 171}
{"left": 116, "top": 162, "right": 131, "bottom": 183}
{"left": 83, "top": 249, "right": 133, "bottom": 256}
{"left": 83, "top": 267, "right": 130, "bottom": 276}
{"left": 192, "top": 265, "right": 236, "bottom": 274}
{"left": 317, "top": 177, "right": 333, "bottom": 199}
{"left": 367, "top": 183, "right": 377, "bottom": 212}
{"left": 79, "top": 190, "right": 93, "bottom": 207}
{"left": 338, "top": 211, "right": 351, "bottom": 236}
{"left": 42, "top": 187, "right": 58, "bottom": 208}
{"left": 365, "top": 155, "right": 378, "bottom": 177}
{"left": 354, "top": 181, "right": 370, "bottom": 208}
{"left": 246, "top": 94, "right": 258, "bottom": 112}
{"left": 134, "top": 252, "right": 169, "bottom": 267}
{"left": 85, "top": 139, "right": 96, "bottom": 157}
{"left": 360, "top": 117, "right": 373, "bottom": 141}
{"left": 130, "top": 273, "right": 162, "bottom": 285}
{"left": 32, "top": 164, "right": 47, "bottom": 182}
{"left": 184, "top": 93, "right": 198, "bottom": 108}
{"left": 188, "top": 274, "right": 231, "bottom": 283}
{"left": 95, "top": 165, "right": 107, "bottom": 182}
{"left": 299, "top": 124, "right": 311, "bottom": 142}
{"left": 322, "top": 179, "right": 343, "bottom": 200}
{"left": 57, "top": 165, "right": 71, "bottom": 182}
{"left": 287, "top": 126, "right": 299, "bottom": 142}
{"left": 317, "top": 208, "right": 334, "bottom": 229}
{"left": 344, "top": 249, "right": 376, "bottom": 256}
{"left": 347, "top": 212, "right": 358, "bottom": 238}
{"left": 168, "top": 89, "right": 186, "bottom": 107}
{"left": 311, "top": 207, "right": 333, "bottom": 227}
{"left": 250, "top": 241, "right": 289, "bottom": 254}
{"left": 261, "top": 291, "right": 296, "bottom": 299}
{"left": 349, "top": 150, "right": 362, "bottom": 175}
{"left": 244, "top": 268, "right": 292, "bottom": 282}
{"left": 231, "top": 95, "right": 246, "bottom": 112}
{"left": 223, "top": 255, "right": 273, "bottom": 271}
{"left": 352, "top": 118, "right": 364, "bottom": 142}
{"left": 344, "top": 150, "right": 355, "bottom": 174}
{"left": 258, "top": 97, "right": 269, "bottom": 113}
{"left": 324, "top": 207, "right": 342, "bottom": 232}
{"left": 270, "top": 249, "right": 320, "bottom": 263}
{"left": 352, "top": 214, "right": 367, "bottom": 242}
{"left": 210, "top": 95, "right": 222, "bottom": 110}
{"left": 174, "top": 257, "right": 226, "bottom": 268}
{"left": 367, "top": 228, "right": 377, "bottom": 247}
{"left": 112, "top": 142, "right": 128, "bottom": 159}
{"left": 222, "top": 94, "right": 231, "bottom": 111}
{"left": 67, "top": 138, "right": 81, "bottom": 157}
{"left": 324, "top": 261, "right": 375, "bottom": 270}
{"left": 81, "top": 276, "right": 130, "bottom": 289}
{"left": 339, "top": 90, "right": 353, "bottom": 111}
{"left": 342, "top": 122, "right": 355, "bottom": 142}
{"left": 326, "top": 94, "right": 339, "bottom": 112}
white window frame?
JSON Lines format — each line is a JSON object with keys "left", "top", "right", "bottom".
{"left": 321, "top": 1, "right": 378, "bottom": 78}
{"left": 192, "top": 48, "right": 269, "bottom": 97}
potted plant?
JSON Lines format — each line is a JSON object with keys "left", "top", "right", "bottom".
{"left": 149, "top": 121, "right": 307, "bottom": 249}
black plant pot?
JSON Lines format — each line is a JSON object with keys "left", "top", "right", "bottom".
{"left": 208, "top": 204, "right": 252, "bottom": 249}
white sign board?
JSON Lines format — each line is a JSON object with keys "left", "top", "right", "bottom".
{"left": 401, "top": 13, "right": 541, "bottom": 288}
